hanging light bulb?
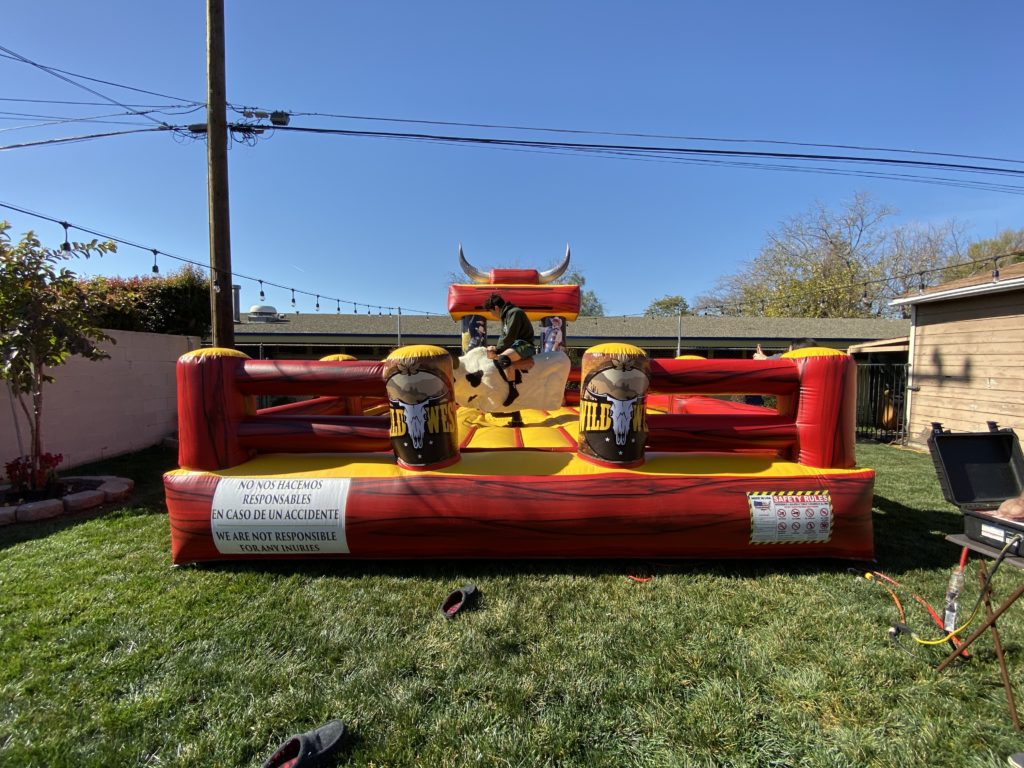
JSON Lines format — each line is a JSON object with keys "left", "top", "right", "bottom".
{"left": 291, "top": 289, "right": 296, "bottom": 307}
{"left": 61, "top": 222, "right": 72, "bottom": 254}
{"left": 918, "top": 272, "right": 926, "bottom": 292}
{"left": 992, "top": 257, "right": 1001, "bottom": 281}
{"left": 336, "top": 299, "right": 340, "bottom": 314}
{"left": 259, "top": 280, "right": 265, "bottom": 301}
{"left": 315, "top": 295, "right": 320, "bottom": 311}
{"left": 151, "top": 249, "right": 159, "bottom": 274}
{"left": 353, "top": 302, "right": 357, "bottom": 313}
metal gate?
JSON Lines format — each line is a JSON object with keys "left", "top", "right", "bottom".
{"left": 855, "top": 363, "right": 909, "bottom": 444}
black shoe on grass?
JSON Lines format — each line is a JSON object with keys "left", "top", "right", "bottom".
{"left": 263, "top": 719, "right": 347, "bottom": 768}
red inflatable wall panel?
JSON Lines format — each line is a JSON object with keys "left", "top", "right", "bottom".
{"left": 166, "top": 467, "right": 874, "bottom": 565}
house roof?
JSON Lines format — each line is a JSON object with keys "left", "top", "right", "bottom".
{"left": 847, "top": 336, "right": 910, "bottom": 355}
{"left": 890, "top": 260, "right": 1024, "bottom": 307}
{"left": 233, "top": 312, "right": 910, "bottom": 351}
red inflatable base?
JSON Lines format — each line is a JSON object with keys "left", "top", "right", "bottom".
{"left": 164, "top": 454, "right": 875, "bottom": 565}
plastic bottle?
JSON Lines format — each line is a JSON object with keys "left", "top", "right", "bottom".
{"left": 943, "top": 569, "right": 964, "bottom": 633}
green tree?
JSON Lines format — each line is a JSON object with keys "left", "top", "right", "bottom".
{"left": 966, "top": 228, "right": 1024, "bottom": 268}
{"left": 553, "top": 267, "right": 605, "bottom": 317}
{"left": 694, "top": 193, "right": 965, "bottom": 319}
{"left": 644, "top": 295, "right": 690, "bottom": 317}
{"left": 0, "top": 223, "right": 116, "bottom": 488}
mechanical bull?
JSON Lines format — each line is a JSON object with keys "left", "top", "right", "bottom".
{"left": 453, "top": 346, "right": 571, "bottom": 413}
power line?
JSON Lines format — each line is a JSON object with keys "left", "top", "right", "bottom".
{"left": 0, "top": 45, "right": 192, "bottom": 136}
{"left": 0, "top": 128, "right": 169, "bottom": 152}
{"left": 5, "top": 48, "right": 1020, "bottom": 177}
{"left": 476, "top": 142, "right": 1024, "bottom": 195}
{"left": 0, "top": 96, "right": 196, "bottom": 109}
{"left": 237, "top": 105, "right": 1024, "bottom": 168}
{"left": 0, "top": 51, "right": 204, "bottom": 106}
{"left": 216, "top": 123, "right": 1024, "bottom": 196}
{"left": 0, "top": 200, "right": 438, "bottom": 317}
{"left": 2, "top": 47, "right": 1016, "bottom": 171}
{"left": 0, "top": 107, "right": 205, "bottom": 135}
{"left": 263, "top": 124, "right": 1024, "bottom": 178}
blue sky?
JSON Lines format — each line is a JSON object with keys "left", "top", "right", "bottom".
{"left": 3, "top": 2, "right": 1023, "bottom": 316}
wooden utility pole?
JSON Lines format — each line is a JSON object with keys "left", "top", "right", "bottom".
{"left": 207, "top": 0, "right": 235, "bottom": 348}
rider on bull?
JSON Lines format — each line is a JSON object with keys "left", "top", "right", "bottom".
{"left": 482, "top": 292, "right": 535, "bottom": 409}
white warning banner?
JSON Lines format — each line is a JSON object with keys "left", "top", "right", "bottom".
{"left": 748, "top": 490, "right": 832, "bottom": 544}
{"left": 211, "top": 478, "right": 350, "bottom": 555}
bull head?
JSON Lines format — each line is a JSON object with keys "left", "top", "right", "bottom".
{"left": 458, "top": 243, "right": 571, "bottom": 284}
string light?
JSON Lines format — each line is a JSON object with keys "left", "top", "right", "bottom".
{"left": 151, "top": 249, "right": 159, "bottom": 274}
{"left": 315, "top": 294, "right": 320, "bottom": 311}
{"left": 0, "top": 200, "right": 1015, "bottom": 321}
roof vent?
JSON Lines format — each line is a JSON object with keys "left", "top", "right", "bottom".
{"left": 247, "top": 304, "right": 283, "bottom": 323}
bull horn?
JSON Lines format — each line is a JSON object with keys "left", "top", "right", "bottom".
{"left": 537, "top": 243, "right": 571, "bottom": 284}
{"left": 458, "top": 244, "right": 490, "bottom": 284}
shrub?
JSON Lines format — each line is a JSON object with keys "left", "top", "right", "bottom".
{"left": 82, "top": 265, "right": 211, "bottom": 337}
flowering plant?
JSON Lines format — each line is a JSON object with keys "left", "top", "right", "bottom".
{"left": 5, "top": 452, "right": 63, "bottom": 493}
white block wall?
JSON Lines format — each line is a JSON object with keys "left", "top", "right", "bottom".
{"left": 0, "top": 330, "right": 199, "bottom": 469}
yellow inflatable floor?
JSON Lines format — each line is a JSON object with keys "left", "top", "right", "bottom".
{"left": 457, "top": 406, "right": 579, "bottom": 451}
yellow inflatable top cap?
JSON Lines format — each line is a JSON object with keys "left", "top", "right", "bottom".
{"left": 387, "top": 344, "right": 450, "bottom": 360}
{"left": 781, "top": 347, "right": 845, "bottom": 359}
{"left": 320, "top": 353, "right": 357, "bottom": 361}
{"left": 586, "top": 342, "right": 647, "bottom": 357}
{"left": 180, "top": 347, "right": 250, "bottom": 360}
{"left": 675, "top": 354, "right": 706, "bottom": 360}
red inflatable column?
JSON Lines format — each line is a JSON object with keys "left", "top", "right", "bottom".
{"left": 383, "top": 345, "right": 460, "bottom": 470}
{"left": 578, "top": 343, "right": 650, "bottom": 468}
{"left": 177, "top": 348, "right": 254, "bottom": 471}
{"left": 785, "top": 348, "right": 857, "bottom": 469}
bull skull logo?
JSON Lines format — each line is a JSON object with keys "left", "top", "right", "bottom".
{"left": 606, "top": 395, "right": 639, "bottom": 446}
{"left": 398, "top": 397, "right": 436, "bottom": 449}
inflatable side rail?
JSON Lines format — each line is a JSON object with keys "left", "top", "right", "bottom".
{"left": 175, "top": 346, "right": 856, "bottom": 472}
{"left": 644, "top": 350, "right": 857, "bottom": 469}
{"left": 177, "top": 349, "right": 390, "bottom": 471}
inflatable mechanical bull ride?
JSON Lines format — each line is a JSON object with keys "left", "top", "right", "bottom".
{"left": 164, "top": 246, "right": 874, "bottom": 564}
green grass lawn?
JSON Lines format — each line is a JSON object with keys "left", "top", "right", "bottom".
{"left": 2, "top": 443, "right": 1023, "bottom": 767}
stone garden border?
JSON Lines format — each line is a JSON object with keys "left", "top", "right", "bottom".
{"left": 0, "top": 476, "right": 135, "bottom": 526}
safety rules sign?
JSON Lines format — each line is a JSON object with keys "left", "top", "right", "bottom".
{"left": 747, "top": 490, "right": 832, "bottom": 544}
{"left": 211, "top": 477, "right": 351, "bottom": 555}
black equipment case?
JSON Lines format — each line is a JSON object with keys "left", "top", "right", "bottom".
{"left": 927, "top": 421, "right": 1024, "bottom": 554}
